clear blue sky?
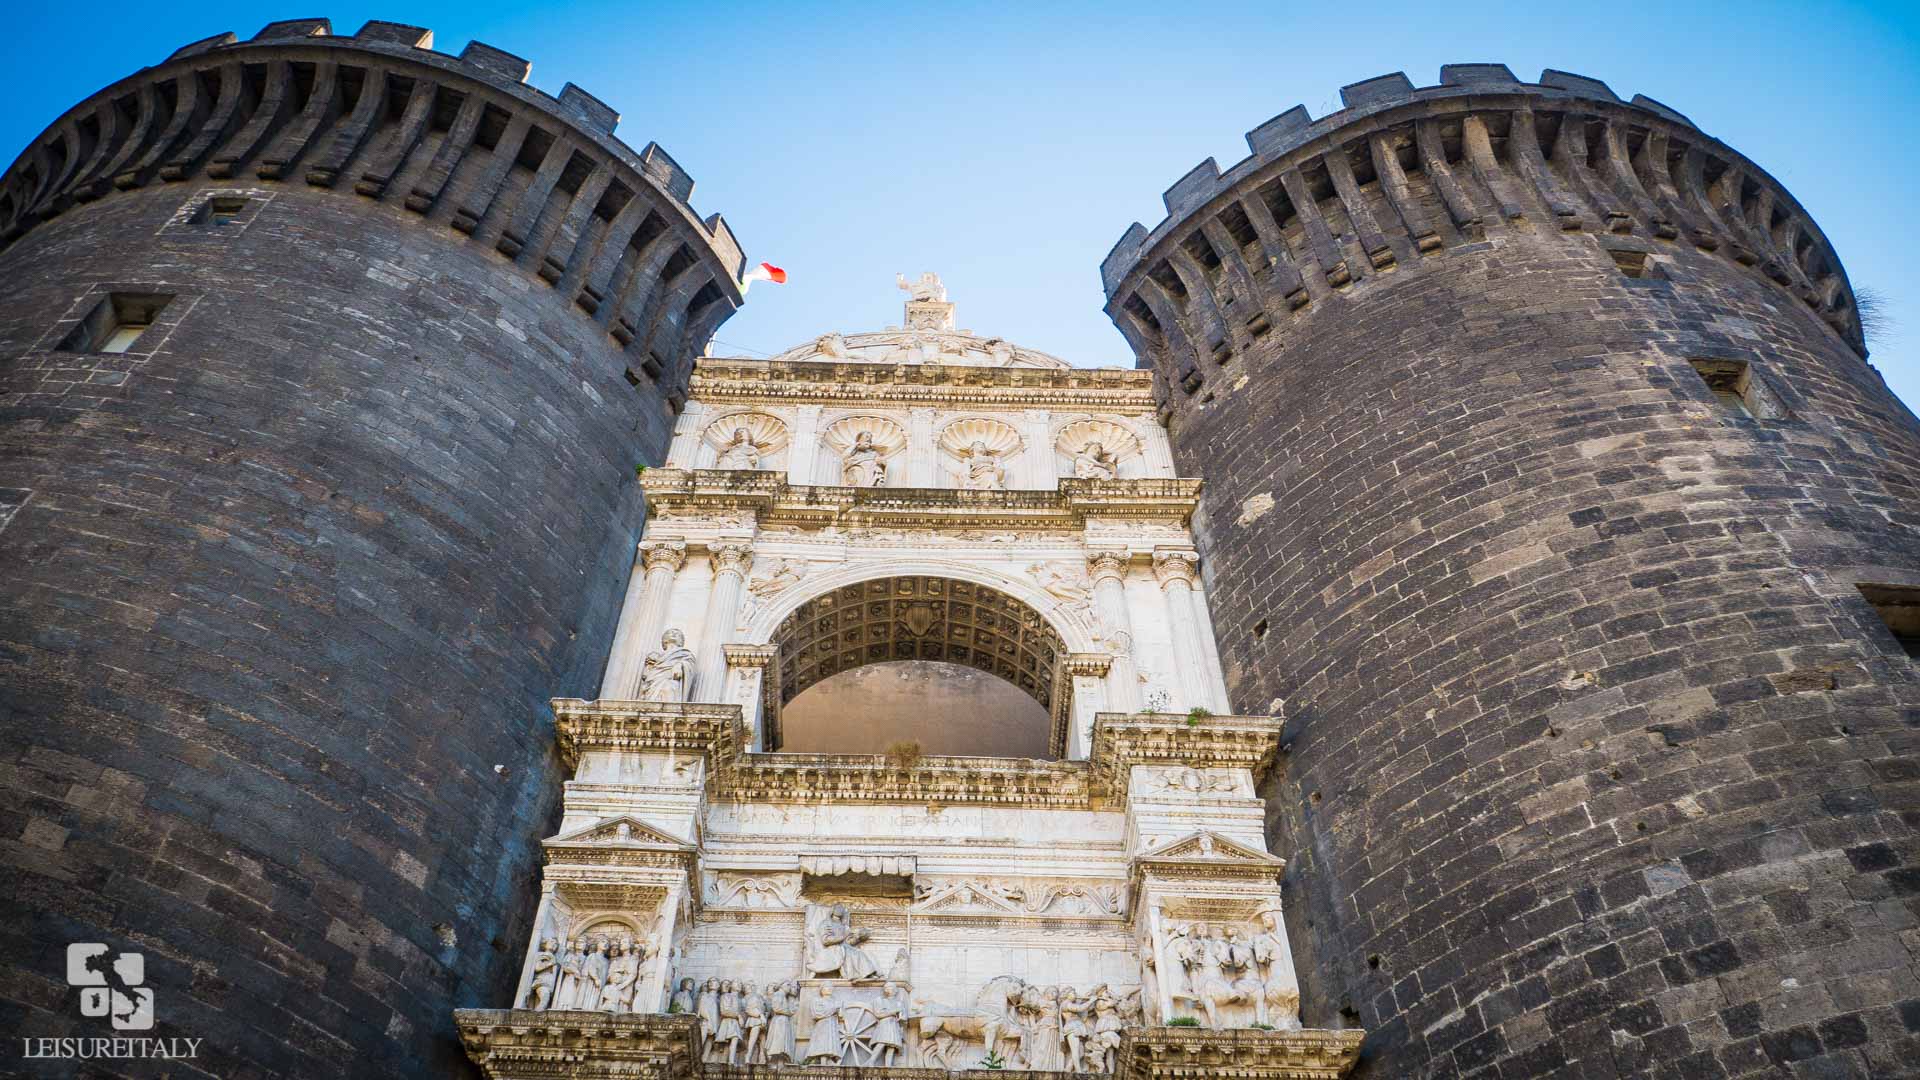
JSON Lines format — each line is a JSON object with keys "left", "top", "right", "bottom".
{"left": 6, "top": 2, "right": 1917, "bottom": 406}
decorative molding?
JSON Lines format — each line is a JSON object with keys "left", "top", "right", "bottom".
{"left": 641, "top": 539, "right": 690, "bottom": 573}
{"left": 690, "top": 357, "right": 1156, "bottom": 412}
{"left": 1151, "top": 549, "right": 1200, "bottom": 588}
{"left": 551, "top": 699, "right": 746, "bottom": 769}
{"left": 1115, "top": 1027, "right": 1365, "bottom": 1080}
{"left": 640, "top": 470, "right": 1202, "bottom": 530}
{"left": 1090, "top": 713, "right": 1285, "bottom": 797}
{"left": 711, "top": 751, "right": 1097, "bottom": 808}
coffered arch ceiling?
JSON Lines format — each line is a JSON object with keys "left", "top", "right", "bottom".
{"left": 772, "top": 575, "right": 1066, "bottom": 716}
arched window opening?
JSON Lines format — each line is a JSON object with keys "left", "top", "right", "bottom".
{"left": 767, "top": 575, "right": 1068, "bottom": 759}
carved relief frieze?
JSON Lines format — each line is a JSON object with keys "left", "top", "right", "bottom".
{"left": 912, "top": 876, "right": 1128, "bottom": 917}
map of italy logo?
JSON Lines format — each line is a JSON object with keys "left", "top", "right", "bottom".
{"left": 66, "top": 944, "right": 153, "bottom": 1031}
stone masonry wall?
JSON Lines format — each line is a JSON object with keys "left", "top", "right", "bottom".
{"left": 1104, "top": 68, "right": 1920, "bottom": 1079}
{"left": 0, "top": 21, "right": 745, "bottom": 1077}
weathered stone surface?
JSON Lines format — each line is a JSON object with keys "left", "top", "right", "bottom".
{"left": 0, "top": 26, "right": 745, "bottom": 1079}
{"left": 1102, "top": 67, "right": 1920, "bottom": 1080}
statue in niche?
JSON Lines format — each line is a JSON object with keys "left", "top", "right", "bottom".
{"left": 553, "top": 940, "right": 584, "bottom": 1010}
{"left": 1073, "top": 440, "right": 1120, "bottom": 480}
{"left": 714, "top": 979, "right": 744, "bottom": 1063}
{"left": 714, "top": 426, "right": 764, "bottom": 470}
{"left": 961, "top": 440, "right": 1006, "bottom": 490}
{"left": 803, "top": 902, "right": 879, "bottom": 980}
{"left": 841, "top": 431, "right": 888, "bottom": 487}
{"left": 523, "top": 937, "right": 558, "bottom": 1010}
{"left": 800, "top": 984, "right": 843, "bottom": 1066}
{"left": 1251, "top": 910, "right": 1300, "bottom": 1029}
{"left": 1169, "top": 923, "right": 1261, "bottom": 1030}
{"left": 638, "top": 629, "right": 696, "bottom": 702}
{"left": 896, "top": 271, "right": 948, "bottom": 303}
{"left": 671, "top": 977, "right": 697, "bottom": 1017}
{"left": 742, "top": 981, "right": 769, "bottom": 1063}
{"left": 765, "top": 980, "right": 800, "bottom": 1064}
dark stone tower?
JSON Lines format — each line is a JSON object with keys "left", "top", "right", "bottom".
{"left": 0, "top": 18, "right": 743, "bottom": 1076}
{"left": 1102, "top": 67, "right": 1919, "bottom": 1077}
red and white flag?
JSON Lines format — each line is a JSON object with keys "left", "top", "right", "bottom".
{"left": 741, "top": 262, "right": 786, "bottom": 288}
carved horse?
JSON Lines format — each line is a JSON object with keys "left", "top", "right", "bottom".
{"left": 915, "top": 974, "right": 1027, "bottom": 1068}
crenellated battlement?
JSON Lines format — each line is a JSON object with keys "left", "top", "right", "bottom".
{"left": 0, "top": 17, "right": 748, "bottom": 381}
{"left": 1100, "top": 63, "right": 1863, "bottom": 394}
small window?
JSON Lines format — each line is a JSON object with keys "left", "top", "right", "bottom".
{"left": 1609, "top": 249, "right": 1665, "bottom": 280}
{"left": 198, "top": 196, "right": 249, "bottom": 225}
{"left": 55, "top": 293, "right": 172, "bottom": 354}
{"left": 1857, "top": 584, "right": 1920, "bottom": 658}
{"left": 1686, "top": 359, "right": 1788, "bottom": 419}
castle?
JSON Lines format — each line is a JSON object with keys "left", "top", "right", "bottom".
{"left": 1, "top": 18, "right": 1915, "bottom": 1080}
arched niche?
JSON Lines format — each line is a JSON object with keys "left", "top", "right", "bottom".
{"left": 936, "top": 416, "right": 1023, "bottom": 489}
{"left": 818, "top": 414, "right": 907, "bottom": 486}
{"left": 1055, "top": 418, "right": 1145, "bottom": 479}
{"left": 700, "top": 411, "right": 790, "bottom": 470}
{"left": 765, "top": 575, "right": 1071, "bottom": 758}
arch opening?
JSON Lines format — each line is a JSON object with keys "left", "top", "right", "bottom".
{"left": 767, "top": 575, "right": 1068, "bottom": 759}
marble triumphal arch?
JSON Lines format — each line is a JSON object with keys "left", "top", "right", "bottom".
{"left": 456, "top": 279, "right": 1362, "bottom": 1078}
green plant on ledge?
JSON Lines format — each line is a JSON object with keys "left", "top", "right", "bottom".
{"left": 1166, "top": 1016, "right": 1201, "bottom": 1027}
{"left": 634, "top": 463, "right": 648, "bottom": 477}
{"left": 1250, "top": 1022, "right": 1275, "bottom": 1030}
{"left": 1186, "top": 706, "right": 1213, "bottom": 727}
{"left": 981, "top": 1049, "right": 1007, "bottom": 1069}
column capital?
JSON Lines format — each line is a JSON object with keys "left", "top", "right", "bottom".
{"left": 1087, "top": 549, "right": 1132, "bottom": 583}
{"left": 710, "top": 542, "right": 754, "bottom": 575}
{"left": 1152, "top": 548, "right": 1200, "bottom": 587}
{"left": 639, "top": 539, "right": 688, "bottom": 572}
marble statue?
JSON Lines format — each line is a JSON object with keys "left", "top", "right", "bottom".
{"left": 1073, "top": 441, "right": 1120, "bottom": 480}
{"left": 885, "top": 946, "right": 911, "bottom": 985}
{"left": 842, "top": 431, "right": 888, "bottom": 487}
{"left": 523, "top": 937, "right": 558, "bottom": 1010}
{"left": 578, "top": 939, "right": 607, "bottom": 1011}
{"left": 715, "top": 980, "right": 744, "bottom": 1063}
{"left": 801, "top": 984, "right": 843, "bottom": 1065}
{"left": 742, "top": 981, "right": 769, "bottom": 1063}
{"left": 961, "top": 440, "right": 1006, "bottom": 490}
{"left": 1091, "top": 986, "right": 1125, "bottom": 1072}
{"left": 766, "top": 980, "right": 800, "bottom": 1064}
{"left": 1020, "top": 984, "right": 1063, "bottom": 1071}
{"left": 638, "top": 629, "right": 695, "bottom": 702}
{"left": 715, "top": 427, "right": 763, "bottom": 470}
{"left": 1169, "top": 923, "right": 1261, "bottom": 1030}
{"left": 602, "top": 942, "right": 638, "bottom": 1013}
{"left": 896, "top": 271, "right": 947, "bottom": 303}
{"left": 815, "top": 332, "right": 850, "bottom": 360}
{"left": 1062, "top": 985, "right": 1094, "bottom": 1070}
{"left": 1251, "top": 910, "right": 1300, "bottom": 1029}
{"left": 804, "top": 902, "right": 879, "bottom": 980}
{"left": 554, "top": 940, "right": 584, "bottom": 1010}
{"left": 671, "top": 977, "right": 696, "bottom": 1017}
{"left": 697, "top": 977, "right": 721, "bottom": 1059}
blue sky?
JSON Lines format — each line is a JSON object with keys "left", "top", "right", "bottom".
{"left": 5, "top": 2, "right": 1917, "bottom": 407}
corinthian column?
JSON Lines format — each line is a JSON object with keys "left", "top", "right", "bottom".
{"left": 1153, "top": 548, "right": 1214, "bottom": 712}
{"left": 694, "top": 542, "right": 753, "bottom": 701}
{"left": 1087, "top": 550, "right": 1142, "bottom": 713}
{"left": 599, "top": 539, "right": 687, "bottom": 699}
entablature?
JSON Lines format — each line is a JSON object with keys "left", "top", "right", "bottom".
{"left": 692, "top": 357, "right": 1156, "bottom": 413}
{"left": 640, "top": 470, "right": 1203, "bottom": 530}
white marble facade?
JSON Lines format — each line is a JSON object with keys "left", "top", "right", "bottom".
{"left": 503, "top": 279, "right": 1301, "bottom": 1072}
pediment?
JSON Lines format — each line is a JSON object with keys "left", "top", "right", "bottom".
{"left": 1139, "top": 830, "right": 1283, "bottom": 866}
{"left": 545, "top": 815, "right": 692, "bottom": 850}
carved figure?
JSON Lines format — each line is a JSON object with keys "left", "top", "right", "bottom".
{"left": 671, "top": 977, "right": 697, "bottom": 1017}
{"left": 885, "top": 946, "right": 911, "bottom": 985}
{"left": 697, "top": 977, "right": 721, "bottom": 1059}
{"left": 1169, "top": 924, "right": 1261, "bottom": 1030}
{"left": 715, "top": 980, "right": 744, "bottom": 1063}
{"left": 1251, "top": 910, "right": 1300, "bottom": 1029}
{"left": 804, "top": 903, "right": 879, "bottom": 980}
{"left": 766, "top": 980, "right": 799, "bottom": 1064}
{"left": 896, "top": 271, "right": 947, "bottom": 303}
{"left": 801, "top": 984, "right": 843, "bottom": 1065}
{"left": 638, "top": 629, "right": 695, "bottom": 702}
{"left": 602, "top": 941, "right": 639, "bottom": 1013}
{"left": 814, "top": 332, "right": 850, "bottom": 360}
{"left": 841, "top": 431, "right": 888, "bottom": 487}
{"left": 577, "top": 939, "right": 607, "bottom": 1011}
{"left": 1074, "top": 440, "right": 1119, "bottom": 480}
{"left": 961, "top": 440, "right": 1006, "bottom": 490}
{"left": 747, "top": 558, "right": 808, "bottom": 599}
{"left": 915, "top": 973, "right": 1026, "bottom": 1069}
{"left": 715, "top": 426, "right": 763, "bottom": 470}
{"left": 853, "top": 982, "right": 908, "bottom": 1067}
{"left": 1019, "top": 984, "right": 1063, "bottom": 1071}
{"left": 1091, "top": 985, "right": 1124, "bottom": 1072}
{"left": 742, "top": 981, "right": 769, "bottom": 1063}
{"left": 1062, "top": 986, "right": 1093, "bottom": 1070}
{"left": 524, "top": 937, "right": 558, "bottom": 1010}
{"left": 554, "top": 939, "right": 584, "bottom": 1010}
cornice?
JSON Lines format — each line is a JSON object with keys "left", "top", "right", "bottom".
{"left": 551, "top": 698, "right": 746, "bottom": 769}
{"left": 691, "top": 357, "right": 1156, "bottom": 411}
{"left": 640, "top": 471, "right": 1202, "bottom": 529}
{"left": 1090, "top": 713, "right": 1286, "bottom": 797}
{"left": 1115, "top": 1027, "right": 1366, "bottom": 1080}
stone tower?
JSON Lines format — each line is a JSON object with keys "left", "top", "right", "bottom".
{"left": 1101, "top": 67, "right": 1920, "bottom": 1077}
{"left": 0, "top": 19, "right": 744, "bottom": 1076}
